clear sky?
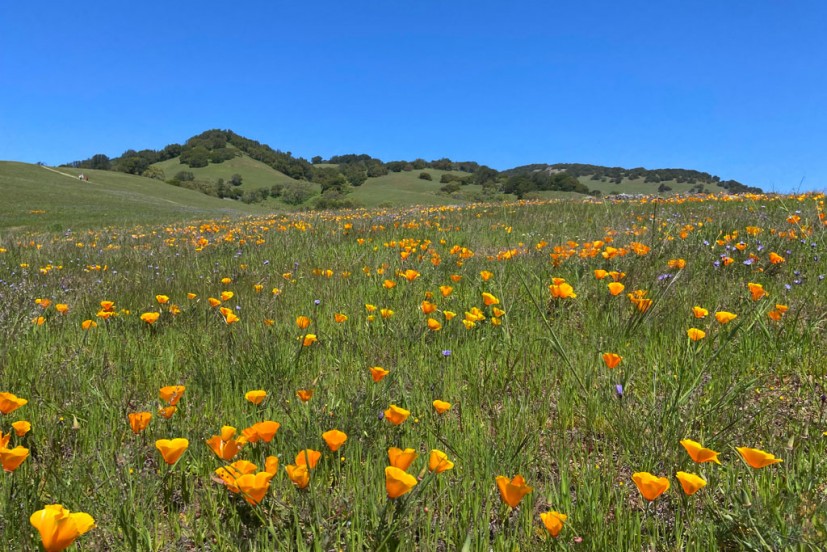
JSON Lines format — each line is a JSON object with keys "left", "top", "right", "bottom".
{"left": 1, "top": 1, "right": 824, "bottom": 192}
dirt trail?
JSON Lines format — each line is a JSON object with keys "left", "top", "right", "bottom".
{"left": 40, "top": 165, "right": 84, "bottom": 179}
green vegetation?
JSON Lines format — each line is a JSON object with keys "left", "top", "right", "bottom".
{"left": 0, "top": 193, "right": 823, "bottom": 550}
{"left": 0, "top": 162, "right": 265, "bottom": 232}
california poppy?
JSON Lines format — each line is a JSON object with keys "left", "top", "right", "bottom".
{"left": 0, "top": 446, "right": 29, "bottom": 472}
{"left": 206, "top": 426, "right": 244, "bottom": 461}
{"left": 421, "top": 301, "right": 437, "bottom": 315}
{"left": 296, "top": 315, "right": 311, "bottom": 329}
{"left": 12, "top": 420, "right": 31, "bottom": 437}
{"left": 285, "top": 464, "right": 310, "bottom": 489}
{"left": 482, "top": 292, "right": 500, "bottom": 306}
{"left": 30, "top": 504, "right": 95, "bottom": 552}
{"left": 155, "top": 295, "right": 169, "bottom": 305}
{"left": 388, "top": 447, "right": 418, "bottom": 471}
{"left": 428, "top": 449, "right": 454, "bottom": 473}
{"left": 334, "top": 313, "right": 348, "bottom": 323}
{"left": 432, "top": 400, "right": 452, "bottom": 414}
{"left": 245, "top": 390, "right": 267, "bottom": 405}
{"left": 608, "top": 282, "right": 625, "bottom": 296}
{"left": 594, "top": 269, "right": 608, "bottom": 280}
{"left": 540, "top": 511, "right": 567, "bottom": 538}
{"left": 549, "top": 282, "right": 576, "bottom": 299}
{"left": 737, "top": 447, "right": 783, "bottom": 468}
{"left": 140, "top": 312, "right": 160, "bottom": 325}
{"left": 219, "top": 307, "right": 239, "bottom": 325}
{"left": 0, "top": 392, "right": 27, "bottom": 415}
{"left": 155, "top": 438, "right": 189, "bottom": 465}
{"left": 496, "top": 475, "right": 533, "bottom": 508}
{"left": 384, "top": 405, "right": 410, "bottom": 425}
{"left": 439, "top": 285, "right": 453, "bottom": 297}
{"left": 81, "top": 320, "right": 97, "bottom": 330}
{"left": 158, "top": 406, "right": 177, "bottom": 419}
{"left": 265, "top": 456, "right": 279, "bottom": 474}
{"left": 385, "top": 466, "right": 417, "bottom": 499}
{"left": 242, "top": 420, "right": 280, "bottom": 443}
{"left": 715, "top": 311, "right": 737, "bottom": 324}
{"left": 159, "top": 385, "right": 185, "bottom": 406}
{"left": 692, "top": 306, "right": 709, "bottom": 319}
{"left": 235, "top": 472, "right": 275, "bottom": 505}
{"left": 370, "top": 367, "right": 390, "bottom": 382}
{"left": 220, "top": 291, "right": 234, "bottom": 302}
{"left": 426, "top": 318, "right": 442, "bottom": 331}
{"left": 631, "top": 472, "right": 669, "bottom": 501}
{"left": 297, "top": 389, "right": 313, "bottom": 402}
{"left": 602, "top": 353, "right": 622, "bottom": 369}
{"left": 748, "top": 282, "right": 767, "bottom": 301}
{"left": 675, "top": 471, "right": 706, "bottom": 495}
{"left": 768, "top": 252, "right": 785, "bottom": 265}
{"left": 687, "top": 328, "right": 706, "bottom": 341}
{"left": 680, "top": 439, "right": 721, "bottom": 464}
{"left": 127, "top": 412, "right": 152, "bottom": 434}
{"left": 215, "top": 460, "right": 258, "bottom": 493}
{"left": 301, "top": 334, "right": 317, "bottom": 347}
{"left": 322, "top": 429, "right": 348, "bottom": 452}
{"left": 295, "top": 449, "right": 322, "bottom": 469}
{"left": 480, "top": 270, "right": 493, "bottom": 281}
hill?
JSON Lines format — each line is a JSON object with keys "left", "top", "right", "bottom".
{"left": 0, "top": 161, "right": 266, "bottom": 232}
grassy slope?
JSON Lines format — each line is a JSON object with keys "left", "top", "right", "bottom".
{"left": 0, "top": 162, "right": 267, "bottom": 232}
{"left": 152, "top": 154, "right": 299, "bottom": 192}
{"left": 349, "top": 169, "right": 485, "bottom": 207}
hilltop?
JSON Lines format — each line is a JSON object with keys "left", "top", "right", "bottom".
{"left": 61, "top": 129, "right": 761, "bottom": 210}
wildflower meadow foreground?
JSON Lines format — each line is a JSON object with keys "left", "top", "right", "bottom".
{"left": 1, "top": 194, "right": 825, "bottom": 550}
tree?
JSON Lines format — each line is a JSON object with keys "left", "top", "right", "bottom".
{"left": 142, "top": 166, "right": 165, "bottom": 180}
{"left": 230, "top": 173, "right": 243, "bottom": 186}
{"left": 281, "top": 181, "right": 316, "bottom": 205}
{"left": 419, "top": 172, "right": 432, "bottom": 181}
{"left": 180, "top": 146, "right": 209, "bottom": 168}
{"left": 311, "top": 156, "right": 323, "bottom": 164}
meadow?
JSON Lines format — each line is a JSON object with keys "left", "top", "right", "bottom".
{"left": 0, "top": 192, "right": 825, "bottom": 551}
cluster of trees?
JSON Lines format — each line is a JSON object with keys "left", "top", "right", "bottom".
{"left": 500, "top": 171, "right": 592, "bottom": 197}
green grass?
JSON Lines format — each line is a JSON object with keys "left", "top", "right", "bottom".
{"left": 152, "top": 153, "right": 299, "bottom": 192}
{"left": 0, "top": 162, "right": 268, "bottom": 232}
{"left": 580, "top": 176, "right": 700, "bottom": 196}
{"left": 1, "top": 193, "right": 824, "bottom": 550}
{"left": 350, "top": 169, "right": 487, "bottom": 207}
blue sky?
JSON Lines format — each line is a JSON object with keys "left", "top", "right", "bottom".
{"left": 1, "top": 1, "right": 824, "bottom": 192}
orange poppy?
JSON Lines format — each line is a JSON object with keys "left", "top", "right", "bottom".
{"left": 285, "top": 464, "right": 310, "bottom": 489}
{"left": 297, "top": 389, "right": 313, "bottom": 402}
{"left": 385, "top": 466, "right": 417, "bottom": 499}
{"left": 496, "top": 475, "right": 533, "bottom": 508}
{"left": 295, "top": 449, "right": 322, "bottom": 469}
{"left": 0, "top": 392, "right": 28, "bottom": 415}
{"left": 155, "top": 438, "right": 189, "bottom": 465}
{"left": 244, "top": 390, "right": 267, "bottom": 405}
{"left": 0, "top": 446, "right": 29, "bottom": 472}
{"left": 384, "top": 405, "right": 410, "bottom": 425}
{"left": 388, "top": 447, "right": 418, "bottom": 471}
{"left": 128, "top": 412, "right": 152, "bottom": 434}
{"left": 602, "top": 353, "right": 622, "bottom": 369}
{"left": 432, "top": 400, "right": 452, "bottom": 414}
{"left": 322, "top": 429, "right": 348, "bottom": 452}
{"left": 159, "top": 385, "right": 185, "bottom": 406}
{"left": 540, "top": 511, "right": 567, "bottom": 538}
{"left": 631, "top": 472, "right": 669, "bottom": 501}
{"left": 428, "top": 449, "right": 454, "bottom": 473}
{"left": 737, "top": 447, "right": 783, "bottom": 468}
{"left": 30, "top": 504, "right": 95, "bottom": 552}
{"left": 370, "top": 367, "right": 390, "bottom": 382}
{"left": 680, "top": 439, "right": 721, "bottom": 464}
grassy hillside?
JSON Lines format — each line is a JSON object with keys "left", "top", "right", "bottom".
{"left": 152, "top": 153, "right": 299, "bottom": 192}
{"left": 348, "top": 169, "right": 490, "bottom": 207}
{"left": 0, "top": 162, "right": 267, "bottom": 232}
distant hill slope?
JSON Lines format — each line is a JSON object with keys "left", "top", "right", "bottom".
{"left": 0, "top": 161, "right": 266, "bottom": 232}
{"left": 152, "top": 151, "right": 299, "bottom": 193}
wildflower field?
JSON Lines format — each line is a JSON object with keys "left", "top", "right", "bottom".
{"left": 1, "top": 193, "right": 826, "bottom": 551}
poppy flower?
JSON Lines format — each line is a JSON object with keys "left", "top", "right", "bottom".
{"left": 748, "top": 282, "right": 767, "bottom": 301}
{"left": 35, "top": 298, "right": 52, "bottom": 309}
{"left": 296, "top": 316, "right": 311, "bottom": 329}
{"left": 253, "top": 284, "right": 263, "bottom": 293}
{"left": 383, "top": 279, "right": 397, "bottom": 289}
{"left": 187, "top": 293, "right": 197, "bottom": 300}
{"left": 385, "top": 466, "right": 417, "bottom": 499}
{"left": 384, "top": 405, "right": 410, "bottom": 425}
{"left": 158, "top": 406, "right": 177, "bottom": 419}
{"left": 421, "top": 301, "right": 437, "bottom": 315}
{"left": 0, "top": 446, "right": 29, "bottom": 472}
{"left": 297, "top": 389, "right": 313, "bottom": 402}
{"left": 140, "top": 312, "right": 160, "bottom": 325}
{"left": 439, "top": 285, "right": 453, "bottom": 297}
{"left": 295, "top": 449, "right": 322, "bottom": 469}
{"left": 30, "top": 504, "right": 95, "bottom": 552}
{"left": 450, "top": 274, "right": 463, "bottom": 283}
{"left": 768, "top": 252, "right": 785, "bottom": 265}
{"left": 159, "top": 385, "right": 185, "bottom": 406}
{"left": 208, "top": 297, "right": 222, "bottom": 308}
{"left": 155, "top": 438, "right": 189, "bottom": 465}
{"left": 206, "top": 426, "right": 244, "bottom": 460}
{"left": 322, "top": 429, "right": 348, "bottom": 452}
{"left": 631, "top": 472, "right": 669, "bottom": 501}
{"left": 155, "top": 295, "right": 169, "bottom": 305}
{"left": 81, "top": 320, "right": 97, "bottom": 330}
{"left": 675, "top": 472, "right": 706, "bottom": 495}
{"left": 334, "top": 313, "right": 348, "bottom": 323}
{"left": 426, "top": 318, "right": 442, "bottom": 331}
{"left": 540, "top": 511, "right": 567, "bottom": 538}
{"left": 220, "top": 291, "right": 234, "bottom": 302}
{"left": 221, "top": 277, "right": 233, "bottom": 285}
{"left": 365, "top": 304, "right": 377, "bottom": 313}
{"left": 301, "top": 334, "right": 317, "bottom": 347}
{"left": 235, "top": 472, "right": 275, "bottom": 505}
{"left": 100, "top": 300, "right": 115, "bottom": 312}
{"left": 370, "top": 367, "right": 390, "bottom": 382}
{"left": 496, "top": 475, "right": 533, "bottom": 508}
{"left": 428, "top": 449, "right": 454, "bottom": 473}
{"left": 432, "top": 400, "right": 452, "bottom": 414}
{"left": 608, "top": 282, "right": 625, "bottom": 296}
{"left": 285, "top": 464, "right": 310, "bottom": 489}
{"left": 33, "top": 316, "right": 45, "bottom": 326}
{"left": 602, "top": 353, "right": 622, "bottom": 369}
{"left": 482, "top": 292, "right": 499, "bottom": 306}
{"left": 215, "top": 460, "right": 258, "bottom": 493}
{"left": 401, "top": 269, "right": 420, "bottom": 282}
{"left": 127, "top": 412, "right": 152, "bottom": 434}
{"left": 680, "top": 439, "right": 721, "bottom": 465}
{"left": 594, "top": 269, "right": 608, "bottom": 280}
{"left": 668, "top": 258, "right": 687, "bottom": 269}
{"left": 245, "top": 390, "right": 267, "bottom": 405}
{"left": 692, "top": 306, "right": 709, "bottom": 319}
{"left": 380, "top": 308, "right": 394, "bottom": 319}
{"left": 480, "top": 270, "right": 493, "bottom": 281}
{"left": 548, "top": 282, "right": 576, "bottom": 299}
{"left": 265, "top": 455, "right": 279, "bottom": 474}
{"left": 219, "top": 307, "right": 239, "bottom": 325}
{"left": 0, "top": 392, "right": 27, "bottom": 415}
{"left": 12, "top": 420, "right": 31, "bottom": 437}
{"left": 687, "top": 328, "right": 706, "bottom": 341}
{"left": 737, "top": 447, "right": 783, "bottom": 468}
{"left": 715, "top": 311, "right": 737, "bottom": 324}
{"left": 388, "top": 447, "right": 418, "bottom": 470}
{"left": 242, "top": 420, "right": 281, "bottom": 443}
